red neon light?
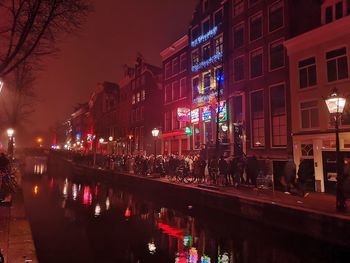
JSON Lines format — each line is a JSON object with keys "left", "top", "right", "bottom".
{"left": 125, "top": 207, "right": 131, "bottom": 218}
{"left": 161, "top": 131, "right": 186, "bottom": 138}
{"left": 157, "top": 222, "right": 184, "bottom": 239}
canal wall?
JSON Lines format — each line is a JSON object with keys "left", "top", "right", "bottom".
{"left": 48, "top": 155, "right": 350, "bottom": 247}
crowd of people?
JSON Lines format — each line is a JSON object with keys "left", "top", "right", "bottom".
{"left": 71, "top": 152, "right": 268, "bottom": 188}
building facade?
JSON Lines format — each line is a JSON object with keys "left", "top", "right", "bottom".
{"left": 285, "top": 1, "right": 350, "bottom": 193}
{"left": 188, "top": 0, "right": 230, "bottom": 156}
{"left": 160, "top": 35, "right": 191, "bottom": 155}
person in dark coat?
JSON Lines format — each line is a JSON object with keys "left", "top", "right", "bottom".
{"left": 297, "top": 158, "right": 313, "bottom": 197}
{"left": 282, "top": 157, "right": 296, "bottom": 194}
{"left": 246, "top": 155, "right": 258, "bottom": 187}
{"left": 218, "top": 155, "right": 228, "bottom": 186}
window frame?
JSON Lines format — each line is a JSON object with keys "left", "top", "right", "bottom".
{"left": 214, "top": 7, "right": 224, "bottom": 27}
{"left": 249, "top": 47, "right": 264, "bottom": 79}
{"left": 250, "top": 89, "right": 265, "bottom": 149}
{"left": 268, "top": 0, "right": 284, "bottom": 33}
{"left": 297, "top": 55, "right": 318, "bottom": 90}
{"left": 233, "top": 22, "right": 245, "bottom": 49}
{"left": 268, "top": 38, "right": 285, "bottom": 72}
{"left": 269, "top": 82, "right": 287, "bottom": 149}
{"left": 233, "top": 55, "right": 245, "bottom": 83}
{"left": 232, "top": 0, "right": 244, "bottom": 17}
{"left": 299, "top": 99, "right": 320, "bottom": 130}
{"left": 325, "top": 45, "right": 349, "bottom": 83}
{"left": 201, "top": 16, "right": 211, "bottom": 35}
{"left": 165, "top": 62, "right": 172, "bottom": 80}
{"left": 180, "top": 77, "right": 187, "bottom": 99}
{"left": 180, "top": 52, "right": 187, "bottom": 73}
{"left": 249, "top": 12, "right": 263, "bottom": 43}
{"left": 172, "top": 57, "right": 179, "bottom": 76}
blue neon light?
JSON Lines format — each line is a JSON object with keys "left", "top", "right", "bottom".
{"left": 191, "top": 26, "right": 218, "bottom": 48}
{"left": 192, "top": 52, "right": 223, "bottom": 72}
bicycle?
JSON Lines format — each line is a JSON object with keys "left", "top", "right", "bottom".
{"left": 175, "top": 165, "right": 195, "bottom": 184}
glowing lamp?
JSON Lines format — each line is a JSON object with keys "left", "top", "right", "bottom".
{"left": 221, "top": 124, "right": 228, "bottom": 132}
{"left": 109, "top": 136, "right": 113, "bottom": 142}
{"left": 0, "top": 79, "right": 4, "bottom": 93}
{"left": 151, "top": 128, "right": 160, "bottom": 137}
{"left": 99, "top": 138, "right": 104, "bottom": 144}
{"left": 7, "top": 128, "right": 14, "bottom": 137}
{"left": 325, "top": 88, "right": 346, "bottom": 114}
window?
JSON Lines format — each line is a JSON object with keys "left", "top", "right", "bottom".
{"left": 233, "top": 0, "right": 244, "bottom": 16}
{"left": 191, "top": 26, "right": 199, "bottom": 42}
{"left": 165, "top": 84, "right": 171, "bottom": 103}
{"left": 336, "top": 1, "right": 343, "bottom": 19}
{"left": 250, "top": 48, "right": 263, "bottom": 78}
{"left": 172, "top": 81, "right": 179, "bottom": 101}
{"left": 132, "top": 95, "right": 135, "bottom": 104}
{"left": 249, "top": 13, "right": 263, "bottom": 41}
{"left": 202, "top": 43, "right": 211, "bottom": 60}
{"left": 172, "top": 57, "right": 179, "bottom": 75}
{"left": 202, "top": 0, "right": 209, "bottom": 13}
{"left": 326, "top": 47, "right": 348, "bottom": 82}
{"left": 192, "top": 77, "right": 200, "bottom": 98}
{"left": 270, "top": 84, "right": 287, "bottom": 147}
{"left": 202, "top": 18, "right": 210, "bottom": 34}
{"left": 301, "top": 144, "right": 314, "bottom": 157}
{"left": 172, "top": 110, "right": 180, "bottom": 130}
{"left": 180, "top": 78, "right": 187, "bottom": 98}
{"left": 234, "top": 56, "right": 244, "bottom": 81}
{"left": 214, "top": 9, "right": 223, "bottom": 26}
{"left": 251, "top": 90, "right": 265, "bottom": 147}
{"left": 165, "top": 62, "right": 171, "bottom": 79}
{"left": 136, "top": 92, "right": 140, "bottom": 103}
{"left": 324, "top": 1, "right": 346, "bottom": 23}
{"left": 203, "top": 72, "right": 211, "bottom": 94}
{"left": 269, "top": 40, "right": 284, "bottom": 70}
{"left": 342, "top": 99, "right": 350, "bottom": 125}
{"left": 141, "top": 89, "right": 145, "bottom": 101}
{"left": 300, "top": 100, "right": 319, "bottom": 129}
{"left": 233, "top": 23, "right": 244, "bottom": 49}
{"left": 165, "top": 111, "right": 171, "bottom": 131}
{"left": 249, "top": 0, "right": 260, "bottom": 6}
{"left": 298, "top": 57, "right": 317, "bottom": 89}
{"left": 180, "top": 53, "right": 187, "bottom": 72}
{"left": 269, "top": 1, "right": 284, "bottom": 32}
{"left": 325, "top": 6, "right": 333, "bottom": 23}
{"left": 214, "top": 35, "right": 223, "bottom": 54}
{"left": 192, "top": 50, "right": 199, "bottom": 67}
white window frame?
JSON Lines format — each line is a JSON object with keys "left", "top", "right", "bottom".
{"left": 249, "top": 12, "right": 263, "bottom": 43}
{"left": 250, "top": 89, "right": 265, "bottom": 148}
{"left": 191, "top": 49, "right": 200, "bottom": 67}
{"left": 268, "top": 0, "right": 284, "bottom": 33}
{"left": 325, "top": 45, "right": 349, "bottom": 83}
{"left": 249, "top": 47, "right": 264, "bottom": 79}
{"left": 202, "top": 42, "right": 211, "bottom": 61}
{"left": 322, "top": 0, "right": 348, "bottom": 24}
{"left": 300, "top": 99, "right": 320, "bottom": 131}
{"left": 297, "top": 55, "right": 318, "bottom": 90}
{"left": 269, "top": 82, "right": 287, "bottom": 149}
{"left": 214, "top": 33, "right": 224, "bottom": 55}
{"left": 268, "top": 38, "right": 285, "bottom": 72}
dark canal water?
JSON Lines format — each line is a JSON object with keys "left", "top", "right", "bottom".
{"left": 22, "top": 170, "right": 350, "bottom": 263}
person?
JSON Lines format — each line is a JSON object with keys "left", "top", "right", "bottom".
{"left": 0, "top": 153, "right": 10, "bottom": 173}
{"left": 297, "top": 158, "right": 313, "bottom": 197}
{"left": 208, "top": 157, "right": 218, "bottom": 185}
{"left": 282, "top": 156, "right": 296, "bottom": 194}
{"left": 246, "top": 155, "right": 258, "bottom": 187}
{"left": 218, "top": 155, "right": 228, "bottom": 186}
{"left": 199, "top": 156, "right": 206, "bottom": 183}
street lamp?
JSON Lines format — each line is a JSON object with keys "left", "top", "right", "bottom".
{"left": 151, "top": 128, "right": 160, "bottom": 156}
{"left": 324, "top": 88, "right": 347, "bottom": 211}
{"left": 7, "top": 128, "right": 14, "bottom": 158}
{"left": 0, "top": 78, "right": 4, "bottom": 93}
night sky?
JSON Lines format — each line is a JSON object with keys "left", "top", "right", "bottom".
{"left": 33, "top": 0, "right": 197, "bottom": 134}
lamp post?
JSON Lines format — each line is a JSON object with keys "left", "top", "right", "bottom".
{"left": 324, "top": 88, "right": 347, "bottom": 211}
{"left": 7, "top": 128, "right": 14, "bottom": 158}
{"left": 151, "top": 128, "right": 160, "bottom": 156}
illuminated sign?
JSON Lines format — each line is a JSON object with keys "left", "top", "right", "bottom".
{"left": 192, "top": 52, "right": 223, "bottom": 72}
{"left": 191, "top": 26, "right": 218, "bottom": 47}
{"left": 191, "top": 108, "right": 199, "bottom": 123}
{"left": 184, "top": 127, "right": 192, "bottom": 136}
{"left": 202, "top": 106, "right": 211, "bottom": 122}
{"left": 177, "top": 108, "right": 191, "bottom": 122}
{"left": 216, "top": 101, "right": 227, "bottom": 122}
{"left": 76, "top": 132, "right": 81, "bottom": 141}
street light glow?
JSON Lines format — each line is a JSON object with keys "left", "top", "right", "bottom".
{"left": 151, "top": 128, "right": 160, "bottom": 137}
{"left": 7, "top": 128, "right": 14, "bottom": 137}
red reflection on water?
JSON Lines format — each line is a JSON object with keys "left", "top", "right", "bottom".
{"left": 94, "top": 185, "right": 98, "bottom": 196}
{"left": 157, "top": 222, "right": 184, "bottom": 239}
{"left": 83, "top": 186, "right": 92, "bottom": 205}
{"left": 49, "top": 178, "right": 54, "bottom": 188}
{"left": 125, "top": 207, "right": 131, "bottom": 218}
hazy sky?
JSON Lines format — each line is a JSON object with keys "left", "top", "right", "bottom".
{"left": 33, "top": 0, "right": 197, "bottom": 132}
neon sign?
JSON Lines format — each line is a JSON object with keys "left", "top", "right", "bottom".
{"left": 191, "top": 108, "right": 200, "bottom": 123}
{"left": 192, "top": 52, "right": 223, "bottom": 72}
{"left": 191, "top": 26, "right": 218, "bottom": 48}
{"left": 216, "top": 101, "right": 227, "bottom": 122}
{"left": 202, "top": 106, "right": 211, "bottom": 122}
{"left": 177, "top": 108, "right": 191, "bottom": 122}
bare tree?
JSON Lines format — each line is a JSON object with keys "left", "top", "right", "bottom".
{"left": 0, "top": 0, "right": 91, "bottom": 77}
{"left": 0, "top": 60, "right": 37, "bottom": 130}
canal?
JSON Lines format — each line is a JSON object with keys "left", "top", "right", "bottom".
{"left": 21, "top": 168, "right": 350, "bottom": 263}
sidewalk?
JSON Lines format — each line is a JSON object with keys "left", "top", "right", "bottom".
{"left": 0, "top": 192, "right": 38, "bottom": 263}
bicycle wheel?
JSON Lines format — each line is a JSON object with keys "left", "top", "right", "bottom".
{"left": 183, "top": 173, "right": 195, "bottom": 184}
{"left": 175, "top": 170, "right": 184, "bottom": 183}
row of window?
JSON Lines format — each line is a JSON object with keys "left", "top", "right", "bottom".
{"left": 164, "top": 110, "right": 187, "bottom": 132}
{"left": 192, "top": 35, "right": 223, "bottom": 67}
{"left": 298, "top": 47, "right": 349, "bottom": 89}
{"left": 165, "top": 53, "right": 187, "bottom": 79}
{"left": 164, "top": 78, "right": 187, "bottom": 103}
{"left": 191, "top": 7, "right": 223, "bottom": 42}
{"left": 132, "top": 90, "right": 146, "bottom": 104}
{"left": 131, "top": 75, "right": 146, "bottom": 90}
{"left": 233, "top": 0, "right": 284, "bottom": 41}
{"left": 131, "top": 106, "right": 144, "bottom": 123}
{"left": 323, "top": 0, "right": 350, "bottom": 24}
{"left": 233, "top": 39, "right": 284, "bottom": 81}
